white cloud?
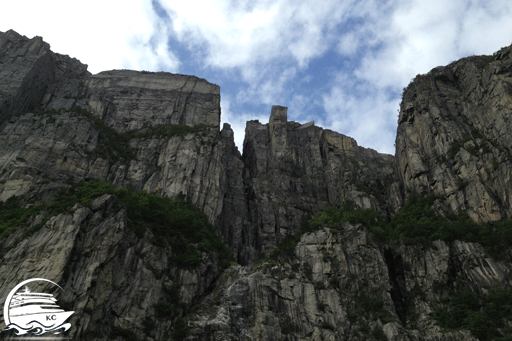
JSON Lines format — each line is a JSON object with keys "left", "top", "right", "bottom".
{"left": 0, "top": 0, "right": 180, "bottom": 74}
{"left": 321, "top": 0, "right": 512, "bottom": 153}
{"left": 337, "top": 33, "right": 360, "bottom": 56}
{"left": 236, "top": 67, "right": 297, "bottom": 105}
{"left": 220, "top": 95, "right": 269, "bottom": 152}
{"left": 159, "top": 0, "right": 359, "bottom": 76}
{"left": 3, "top": 0, "right": 512, "bottom": 155}
{"left": 320, "top": 73, "right": 398, "bottom": 155}
{"left": 353, "top": 0, "right": 512, "bottom": 89}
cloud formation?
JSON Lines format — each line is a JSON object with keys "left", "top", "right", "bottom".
{"left": 2, "top": 0, "right": 512, "bottom": 155}
{"left": 0, "top": 0, "right": 180, "bottom": 73}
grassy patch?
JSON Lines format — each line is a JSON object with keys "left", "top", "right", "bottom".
{"left": 70, "top": 106, "right": 136, "bottom": 163}
{"left": 0, "top": 196, "right": 45, "bottom": 238}
{"left": 36, "top": 106, "right": 214, "bottom": 165}
{"left": 309, "top": 193, "right": 512, "bottom": 258}
{"left": 384, "top": 193, "right": 512, "bottom": 257}
{"left": 130, "top": 123, "right": 214, "bottom": 139}
{"left": 347, "top": 291, "right": 393, "bottom": 324}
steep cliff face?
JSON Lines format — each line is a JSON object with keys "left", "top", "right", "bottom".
{"left": 0, "top": 29, "right": 245, "bottom": 251}
{"left": 0, "top": 30, "right": 89, "bottom": 122}
{"left": 1, "top": 29, "right": 512, "bottom": 341}
{"left": 0, "top": 190, "right": 226, "bottom": 340}
{"left": 0, "top": 30, "right": 244, "bottom": 339}
{"left": 396, "top": 45, "right": 512, "bottom": 222}
{"left": 189, "top": 225, "right": 512, "bottom": 341}
{"left": 242, "top": 106, "right": 397, "bottom": 261}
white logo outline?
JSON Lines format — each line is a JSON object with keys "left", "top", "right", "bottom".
{"left": 2, "top": 278, "right": 74, "bottom": 336}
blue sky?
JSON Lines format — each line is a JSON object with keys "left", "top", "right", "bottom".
{"left": 2, "top": 0, "right": 512, "bottom": 155}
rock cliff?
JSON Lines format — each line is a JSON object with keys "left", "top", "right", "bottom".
{"left": 0, "top": 29, "right": 512, "bottom": 341}
{"left": 242, "top": 105, "right": 397, "bottom": 262}
{"left": 396, "top": 47, "right": 512, "bottom": 222}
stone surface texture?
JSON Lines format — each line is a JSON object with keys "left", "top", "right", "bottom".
{"left": 0, "top": 30, "right": 512, "bottom": 340}
{"left": 189, "top": 226, "right": 502, "bottom": 341}
{"left": 396, "top": 47, "right": 512, "bottom": 222}
{"left": 242, "top": 105, "right": 397, "bottom": 261}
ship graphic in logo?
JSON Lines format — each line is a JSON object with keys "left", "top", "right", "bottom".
{"left": 2, "top": 278, "right": 74, "bottom": 335}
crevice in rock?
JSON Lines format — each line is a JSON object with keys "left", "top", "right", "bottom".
{"left": 384, "top": 249, "right": 409, "bottom": 326}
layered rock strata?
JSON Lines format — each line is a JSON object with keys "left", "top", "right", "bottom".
{"left": 0, "top": 194, "right": 221, "bottom": 340}
{"left": 0, "top": 29, "right": 246, "bottom": 257}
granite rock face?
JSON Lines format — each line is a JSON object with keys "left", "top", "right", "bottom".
{"left": 0, "top": 31, "right": 244, "bottom": 340}
{"left": 0, "top": 30, "right": 89, "bottom": 123}
{"left": 0, "top": 30, "right": 242, "bottom": 251}
{"left": 242, "top": 106, "right": 397, "bottom": 261}
{"left": 189, "top": 225, "right": 511, "bottom": 340}
{"left": 48, "top": 69, "right": 221, "bottom": 132}
{"left": 396, "top": 45, "right": 512, "bottom": 222}
{"left": 0, "top": 195, "right": 221, "bottom": 340}
{"left": 1, "top": 30, "right": 512, "bottom": 341}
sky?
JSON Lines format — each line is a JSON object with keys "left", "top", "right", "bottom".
{"left": 2, "top": 0, "right": 512, "bottom": 155}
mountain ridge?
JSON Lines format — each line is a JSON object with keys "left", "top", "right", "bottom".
{"left": 0, "top": 29, "right": 512, "bottom": 340}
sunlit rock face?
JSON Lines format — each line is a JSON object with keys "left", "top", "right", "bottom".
{"left": 1, "top": 29, "right": 512, "bottom": 340}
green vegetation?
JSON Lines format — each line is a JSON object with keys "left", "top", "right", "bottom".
{"left": 109, "top": 326, "right": 139, "bottom": 341}
{"left": 371, "top": 326, "right": 387, "bottom": 341}
{"left": 171, "top": 318, "right": 190, "bottom": 341}
{"left": 275, "top": 193, "right": 512, "bottom": 340}
{"left": 448, "top": 137, "right": 472, "bottom": 159}
{"left": 320, "top": 322, "right": 335, "bottom": 331}
{"left": 2, "top": 179, "right": 234, "bottom": 269}
{"left": 142, "top": 317, "right": 156, "bottom": 335}
{"left": 432, "top": 287, "right": 512, "bottom": 340}
{"left": 70, "top": 106, "right": 137, "bottom": 163}
{"left": 152, "top": 284, "right": 191, "bottom": 339}
{"left": 481, "top": 54, "right": 496, "bottom": 68}
{"left": 310, "top": 200, "right": 385, "bottom": 231}
{"left": 113, "top": 184, "right": 234, "bottom": 269}
{"left": 34, "top": 106, "right": 136, "bottom": 163}
{"left": 0, "top": 196, "right": 45, "bottom": 238}
{"left": 380, "top": 193, "right": 512, "bottom": 257}
{"left": 1, "top": 179, "right": 232, "bottom": 340}
{"left": 130, "top": 123, "right": 214, "bottom": 139}
{"left": 259, "top": 193, "right": 512, "bottom": 339}
{"left": 347, "top": 291, "right": 393, "bottom": 324}
{"left": 297, "top": 193, "right": 512, "bottom": 258}
{"left": 154, "top": 284, "right": 184, "bottom": 320}
{"left": 261, "top": 214, "right": 314, "bottom": 262}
